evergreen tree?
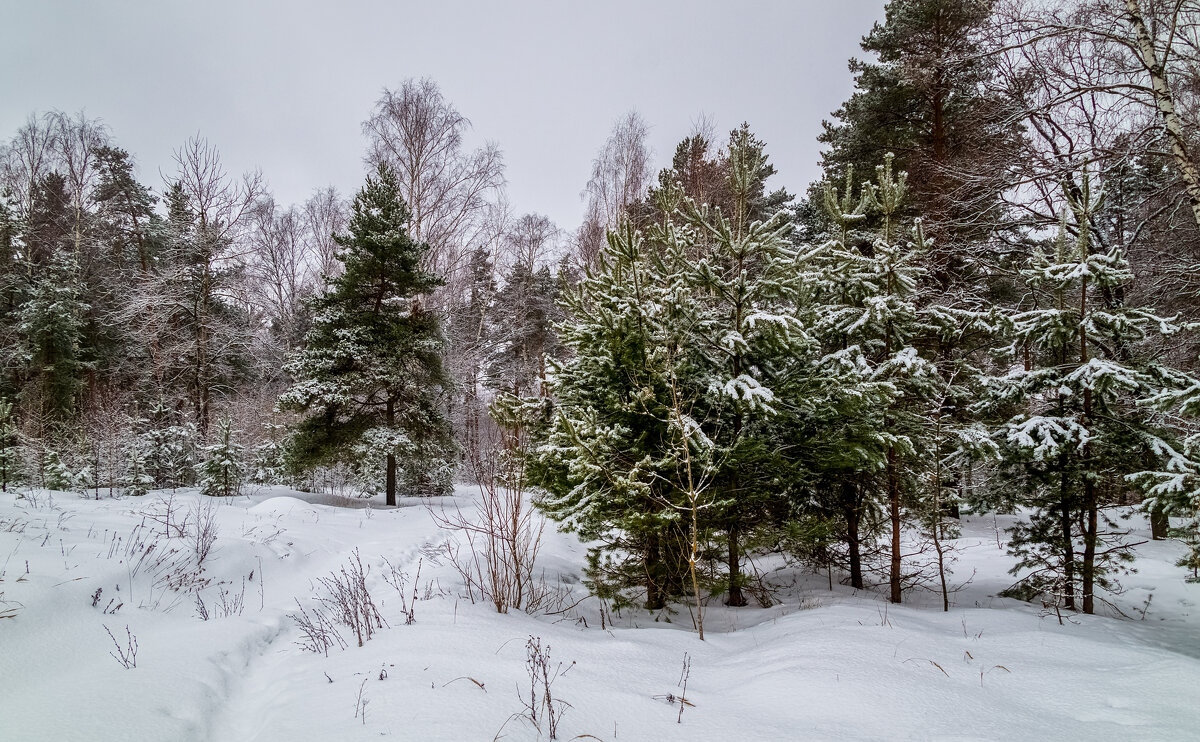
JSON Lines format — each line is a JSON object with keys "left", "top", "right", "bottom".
{"left": 42, "top": 449, "right": 73, "bottom": 491}
{"left": 663, "top": 143, "right": 804, "bottom": 606}
{"left": 17, "top": 250, "right": 90, "bottom": 421}
{"left": 811, "top": 154, "right": 945, "bottom": 602}
{"left": 447, "top": 246, "right": 496, "bottom": 469}
{"left": 0, "top": 398, "right": 19, "bottom": 491}
{"left": 528, "top": 222, "right": 693, "bottom": 609}
{"left": 0, "top": 201, "right": 21, "bottom": 399}
{"left": 140, "top": 399, "right": 198, "bottom": 489}
{"left": 197, "top": 416, "right": 245, "bottom": 497}
{"left": 647, "top": 132, "right": 729, "bottom": 217}
{"left": 250, "top": 422, "right": 288, "bottom": 485}
{"left": 123, "top": 437, "right": 154, "bottom": 497}
{"left": 818, "top": 0, "right": 1016, "bottom": 284}
{"left": 486, "top": 261, "right": 562, "bottom": 398}
{"left": 160, "top": 182, "right": 252, "bottom": 440}
{"left": 986, "top": 172, "right": 1179, "bottom": 614}
{"left": 25, "top": 171, "right": 72, "bottom": 269}
{"left": 280, "top": 163, "right": 454, "bottom": 504}
{"left": 1129, "top": 385, "right": 1200, "bottom": 578}
{"left": 91, "top": 146, "right": 158, "bottom": 276}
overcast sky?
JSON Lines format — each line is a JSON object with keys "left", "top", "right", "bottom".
{"left": 1, "top": 0, "right": 885, "bottom": 230}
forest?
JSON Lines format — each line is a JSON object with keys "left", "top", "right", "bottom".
{"left": 4, "top": 0, "right": 1200, "bottom": 626}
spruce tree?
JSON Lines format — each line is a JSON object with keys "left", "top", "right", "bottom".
{"left": 280, "top": 163, "right": 454, "bottom": 504}
{"left": 0, "top": 201, "right": 21, "bottom": 400}
{"left": 18, "top": 251, "right": 90, "bottom": 421}
{"left": 448, "top": 247, "right": 496, "bottom": 468}
{"left": 486, "top": 261, "right": 562, "bottom": 398}
{"left": 0, "top": 399, "right": 19, "bottom": 491}
{"left": 140, "top": 400, "right": 198, "bottom": 489}
{"left": 42, "top": 450, "right": 73, "bottom": 492}
{"left": 123, "top": 438, "right": 154, "bottom": 497}
{"left": 197, "top": 417, "right": 245, "bottom": 497}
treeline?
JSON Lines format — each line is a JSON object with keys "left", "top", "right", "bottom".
{"left": 0, "top": 82, "right": 562, "bottom": 499}
{"left": 4, "top": 0, "right": 1200, "bottom": 617}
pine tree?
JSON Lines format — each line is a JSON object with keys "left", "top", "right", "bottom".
{"left": 91, "top": 145, "right": 158, "bottom": 276}
{"left": 527, "top": 222, "right": 693, "bottom": 609}
{"left": 811, "top": 154, "right": 945, "bottom": 602}
{"left": 818, "top": 0, "right": 1016, "bottom": 284}
{"left": 197, "top": 417, "right": 245, "bottom": 497}
{"left": 526, "top": 131, "right": 805, "bottom": 610}
{"left": 987, "top": 172, "right": 1179, "bottom": 614}
{"left": 646, "top": 132, "right": 729, "bottom": 218}
{"left": 663, "top": 153, "right": 803, "bottom": 605}
{"left": 279, "top": 163, "right": 454, "bottom": 504}
{"left": 1126, "top": 345, "right": 1200, "bottom": 575}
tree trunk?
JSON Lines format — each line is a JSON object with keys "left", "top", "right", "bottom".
{"left": 385, "top": 398, "right": 397, "bottom": 506}
{"left": 1059, "top": 466, "right": 1076, "bottom": 610}
{"left": 1082, "top": 478, "right": 1098, "bottom": 615}
{"left": 725, "top": 520, "right": 747, "bottom": 607}
{"left": 843, "top": 481, "right": 864, "bottom": 590}
{"left": 645, "top": 531, "right": 664, "bottom": 610}
{"left": 888, "top": 446, "right": 902, "bottom": 604}
{"left": 1150, "top": 505, "right": 1170, "bottom": 540}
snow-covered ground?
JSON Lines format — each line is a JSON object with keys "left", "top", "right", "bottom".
{"left": 1, "top": 485, "right": 1197, "bottom": 741}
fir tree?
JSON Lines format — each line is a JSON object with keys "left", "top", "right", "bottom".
{"left": 197, "top": 417, "right": 245, "bottom": 497}
{"left": 42, "top": 450, "right": 73, "bottom": 492}
{"left": 17, "top": 250, "right": 90, "bottom": 421}
{"left": 0, "top": 398, "right": 19, "bottom": 491}
{"left": 123, "top": 437, "right": 154, "bottom": 497}
{"left": 279, "top": 163, "right": 454, "bottom": 503}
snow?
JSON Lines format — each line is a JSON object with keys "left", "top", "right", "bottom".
{"left": 2, "top": 486, "right": 1199, "bottom": 741}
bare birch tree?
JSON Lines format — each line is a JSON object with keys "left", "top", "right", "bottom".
{"left": 301, "top": 186, "right": 349, "bottom": 281}
{"left": 575, "top": 110, "right": 652, "bottom": 269}
{"left": 362, "top": 78, "right": 505, "bottom": 286}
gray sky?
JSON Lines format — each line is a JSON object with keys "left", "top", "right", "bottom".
{"left": 1, "top": 0, "right": 885, "bottom": 230}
